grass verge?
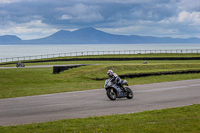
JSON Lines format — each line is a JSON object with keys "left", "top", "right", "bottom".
{"left": 1, "top": 63, "right": 200, "bottom": 99}
{"left": 0, "top": 104, "right": 199, "bottom": 133}
{"left": 1, "top": 53, "right": 200, "bottom": 67}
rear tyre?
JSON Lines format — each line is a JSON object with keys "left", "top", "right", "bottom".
{"left": 106, "top": 88, "right": 117, "bottom": 100}
{"left": 126, "top": 87, "right": 133, "bottom": 99}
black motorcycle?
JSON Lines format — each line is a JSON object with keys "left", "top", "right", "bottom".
{"left": 104, "top": 79, "right": 133, "bottom": 100}
{"left": 16, "top": 62, "right": 25, "bottom": 67}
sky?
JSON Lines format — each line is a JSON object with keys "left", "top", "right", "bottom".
{"left": 0, "top": 0, "right": 200, "bottom": 40}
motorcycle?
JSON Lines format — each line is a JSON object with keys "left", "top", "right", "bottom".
{"left": 104, "top": 79, "right": 134, "bottom": 100}
{"left": 16, "top": 62, "right": 25, "bottom": 67}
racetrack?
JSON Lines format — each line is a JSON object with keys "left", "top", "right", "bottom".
{"left": 0, "top": 79, "right": 200, "bottom": 126}
{"left": 0, "top": 65, "right": 79, "bottom": 69}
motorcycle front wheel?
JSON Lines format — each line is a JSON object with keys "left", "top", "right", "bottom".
{"left": 106, "top": 88, "right": 117, "bottom": 100}
{"left": 125, "top": 87, "right": 133, "bottom": 99}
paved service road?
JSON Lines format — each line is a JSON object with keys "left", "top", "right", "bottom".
{"left": 0, "top": 64, "right": 81, "bottom": 69}
{"left": 0, "top": 79, "right": 200, "bottom": 126}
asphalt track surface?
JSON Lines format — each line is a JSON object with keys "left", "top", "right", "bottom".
{"left": 0, "top": 79, "right": 200, "bottom": 126}
{"left": 0, "top": 65, "right": 74, "bottom": 69}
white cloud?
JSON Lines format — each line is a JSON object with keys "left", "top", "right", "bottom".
{"left": 70, "top": 0, "right": 169, "bottom": 4}
{"left": 0, "top": 20, "right": 58, "bottom": 39}
{"left": 0, "top": 0, "right": 23, "bottom": 4}
{"left": 57, "top": 3, "right": 104, "bottom": 22}
{"left": 160, "top": 11, "right": 200, "bottom": 25}
{"left": 0, "top": 0, "right": 38, "bottom": 4}
{"left": 0, "top": 0, "right": 200, "bottom": 39}
{"left": 57, "top": 3, "right": 97, "bottom": 16}
{"left": 74, "top": 12, "right": 104, "bottom": 22}
{"left": 178, "top": 11, "right": 200, "bottom": 24}
{"left": 177, "top": 0, "right": 200, "bottom": 11}
{"left": 99, "top": 26, "right": 145, "bottom": 35}
{"left": 99, "top": 25, "right": 181, "bottom": 38}
{"left": 60, "top": 14, "right": 73, "bottom": 20}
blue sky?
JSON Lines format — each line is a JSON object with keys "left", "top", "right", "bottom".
{"left": 0, "top": 0, "right": 200, "bottom": 40}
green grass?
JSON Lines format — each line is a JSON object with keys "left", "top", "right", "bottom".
{"left": 1, "top": 54, "right": 200, "bottom": 132}
{"left": 1, "top": 63, "right": 200, "bottom": 99}
{"left": 1, "top": 104, "right": 199, "bottom": 133}
{"left": 1, "top": 53, "right": 200, "bottom": 99}
{"left": 1, "top": 53, "right": 200, "bottom": 67}
{"left": 2, "top": 60, "right": 200, "bottom": 67}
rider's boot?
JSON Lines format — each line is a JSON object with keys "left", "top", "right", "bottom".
{"left": 119, "top": 84, "right": 127, "bottom": 92}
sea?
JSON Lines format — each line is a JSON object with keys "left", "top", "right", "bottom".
{"left": 0, "top": 44, "right": 200, "bottom": 59}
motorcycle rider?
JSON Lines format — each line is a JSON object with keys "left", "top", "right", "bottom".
{"left": 107, "top": 70, "right": 126, "bottom": 91}
{"left": 16, "top": 61, "right": 25, "bottom": 67}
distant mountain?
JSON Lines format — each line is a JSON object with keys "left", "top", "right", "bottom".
{"left": 1, "top": 27, "right": 200, "bottom": 44}
{"left": 0, "top": 35, "right": 22, "bottom": 44}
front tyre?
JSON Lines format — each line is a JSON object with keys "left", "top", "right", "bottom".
{"left": 125, "top": 87, "right": 133, "bottom": 99}
{"left": 106, "top": 88, "right": 117, "bottom": 100}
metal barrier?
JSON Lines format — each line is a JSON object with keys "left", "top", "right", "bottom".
{"left": 0, "top": 49, "right": 200, "bottom": 63}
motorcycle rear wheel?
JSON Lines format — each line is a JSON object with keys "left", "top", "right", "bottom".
{"left": 106, "top": 88, "right": 117, "bottom": 100}
{"left": 125, "top": 87, "right": 133, "bottom": 99}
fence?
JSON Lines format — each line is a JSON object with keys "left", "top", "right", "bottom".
{"left": 1, "top": 49, "right": 200, "bottom": 63}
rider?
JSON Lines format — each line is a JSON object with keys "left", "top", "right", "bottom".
{"left": 107, "top": 70, "right": 125, "bottom": 91}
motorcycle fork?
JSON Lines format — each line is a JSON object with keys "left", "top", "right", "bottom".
{"left": 111, "top": 88, "right": 116, "bottom": 95}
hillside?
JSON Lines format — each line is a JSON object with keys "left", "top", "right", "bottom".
{"left": 1, "top": 27, "right": 200, "bottom": 44}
